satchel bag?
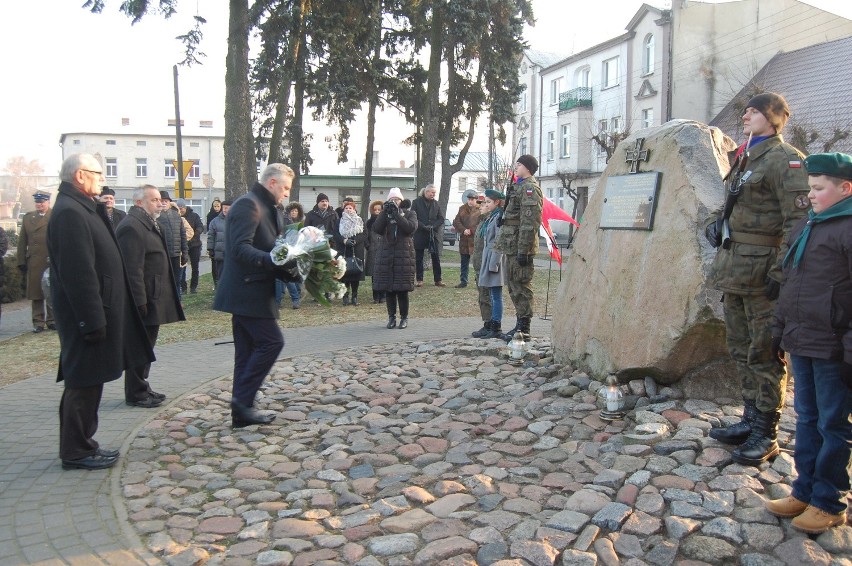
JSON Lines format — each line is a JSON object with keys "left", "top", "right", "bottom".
{"left": 344, "top": 256, "right": 364, "bottom": 278}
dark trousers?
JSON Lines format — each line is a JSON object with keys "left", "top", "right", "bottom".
{"left": 59, "top": 384, "right": 104, "bottom": 461}
{"left": 170, "top": 256, "right": 182, "bottom": 300}
{"left": 125, "top": 325, "right": 160, "bottom": 402}
{"left": 213, "top": 260, "right": 224, "bottom": 287}
{"left": 180, "top": 246, "right": 201, "bottom": 291}
{"left": 231, "top": 315, "right": 284, "bottom": 407}
{"left": 415, "top": 248, "right": 442, "bottom": 283}
{"left": 386, "top": 291, "right": 410, "bottom": 318}
{"left": 459, "top": 254, "right": 471, "bottom": 285}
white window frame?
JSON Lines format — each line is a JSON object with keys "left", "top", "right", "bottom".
{"left": 136, "top": 140, "right": 146, "bottom": 147}
{"left": 519, "top": 91, "right": 527, "bottom": 112}
{"left": 643, "top": 34, "right": 655, "bottom": 75}
{"left": 602, "top": 57, "right": 619, "bottom": 89}
{"left": 561, "top": 124, "right": 570, "bottom": 158}
{"left": 642, "top": 108, "right": 654, "bottom": 129}
{"left": 550, "top": 77, "right": 562, "bottom": 105}
{"left": 136, "top": 158, "right": 147, "bottom": 178}
{"left": 519, "top": 137, "right": 527, "bottom": 156}
{"left": 105, "top": 158, "right": 118, "bottom": 178}
{"left": 611, "top": 116, "right": 621, "bottom": 133}
{"left": 164, "top": 159, "right": 176, "bottom": 178}
{"left": 577, "top": 66, "right": 590, "bottom": 89}
{"left": 189, "top": 159, "right": 200, "bottom": 179}
{"left": 547, "top": 131, "right": 555, "bottom": 161}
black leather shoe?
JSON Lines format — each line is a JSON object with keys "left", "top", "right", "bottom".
{"left": 231, "top": 401, "right": 275, "bottom": 428}
{"left": 62, "top": 453, "right": 117, "bottom": 470}
{"left": 399, "top": 317, "right": 408, "bottom": 329}
{"left": 96, "top": 447, "right": 120, "bottom": 459}
{"left": 386, "top": 316, "right": 397, "bottom": 329}
{"left": 126, "top": 396, "right": 163, "bottom": 408}
{"left": 148, "top": 390, "right": 167, "bottom": 401}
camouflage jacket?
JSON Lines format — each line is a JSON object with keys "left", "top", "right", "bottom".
{"left": 494, "top": 175, "right": 543, "bottom": 256}
{"left": 709, "top": 135, "right": 809, "bottom": 295}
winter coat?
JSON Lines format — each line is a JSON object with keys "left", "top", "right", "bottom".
{"left": 16, "top": 209, "right": 51, "bottom": 299}
{"left": 478, "top": 210, "right": 506, "bottom": 288}
{"left": 158, "top": 204, "right": 188, "bottom": 259}
{"left": 773, "top": 213, "right": 852, "bottom": 362}
{"left": 47, "top": 182, "right": 154, "bottom": 388}
{"left": 453, "top": 203, "right": 480, "bottom": 255}
{"left": 115, "top": 206, "right": 185, "bottom": 326}
{"left": 365, "top": 214, "right": 382, "bottom": 277}
{"left": 207, "top": 213, "right": 228, "bottom": 260}
{"left": 182, "top": 207, "right": 205, "bottom": 248}
{"left": 471, "top": 213, "right": 488, "bottom": 285}
{"left": 304, "top": 205, "right": 339, "bottom": 239}
{"left": 106, "top": 207, "right": 126, "bottom": 230}
{"left": 334, "top": 213, "right": 367, "bottom": 284}
{"left": 213, "top": 182, "right": 290, "bottom": 319}
{"left": 411, "top": 196, "right": 444, "bottom": 254}
{"left": 371, "top": 207, "right": 418, "bottom": 292}
{"left": 206, "top": 204, "right": 221, "bottom": 230}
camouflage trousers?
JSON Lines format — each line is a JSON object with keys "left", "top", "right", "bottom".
{"left": 506, "top": 260, "right": 535, "bottom": 319}
{"left": 477, "top": 283, "right": 492, "bottom": 322}
{"left": 724, "top": 293, "right": 787, "bottom": 412}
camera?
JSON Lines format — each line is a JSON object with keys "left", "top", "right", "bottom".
{"left": 383, "top": 200, "right": 398, "bottom": 214}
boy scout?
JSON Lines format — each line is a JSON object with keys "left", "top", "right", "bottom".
{"left": 494, "top": 154, "right": 543, "bottom": 342}
{"left": 705, "top": 92, "right": 810, "bottom": 466}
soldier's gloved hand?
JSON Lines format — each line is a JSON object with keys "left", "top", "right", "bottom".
{"left": 765, "top": 277, "right": 781, "bottom": 301}
{"left": 704, "top": 220, "right": 721, "bottom": 247}
{"left": 138, "top": 304, "right": 148, "bottom": 319}
{"left": 770, "top": 336, "right": 785, "bottom": 368}
{"left": 83, "top": 327, "right": 107, "bottom": 344}
{"left": 516, "top": 254, "right": 529, "bottom": 267}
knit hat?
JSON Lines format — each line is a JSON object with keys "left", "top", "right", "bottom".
{"left": 746, "top": 92, "right": 790, "bottom": 133}
{"left": 177, "top": 198, "right": 187, "bottom": 207}
{"left": 316, "top": 193, "right": 329, "bottom": 204}
{"left": 516, "top": 154, "right": 538, "bottom": 176}
{"left": 804, "top": 152, "right": 852, "bottom": 181}
{"left": 485, "top": 188, "right": 505, "bottom": 201}
{"left": 387, "top": 187, "right": 404, "bottom": 201}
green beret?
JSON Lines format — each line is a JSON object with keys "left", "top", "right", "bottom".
{"left": 484, "top": 189, "right": 505, "bottom": 200}
{"left": 804, "top": 152, "right": 852, "bottom": 181}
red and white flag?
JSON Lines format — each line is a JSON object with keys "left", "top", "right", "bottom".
{"left": 541, "top": 198, "right": 579, "bottom": 265}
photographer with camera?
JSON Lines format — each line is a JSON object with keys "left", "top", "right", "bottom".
{"left": 371, "top": 187, "right": 418, "bottom": 329}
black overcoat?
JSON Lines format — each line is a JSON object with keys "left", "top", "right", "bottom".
{"left": 47, "top": 182, "right": 154, "bottom": 387}
{"left": 213, "top": 182, "right": 283, "bottom": 319}
{"left": 411, "top": 196, "right": 444, "bottom": 254}
{"left": 371, "top": 208, "right": 418, "bottom": 292}
{"left": 116, "top": 206, "right": 185, "bottom": 326}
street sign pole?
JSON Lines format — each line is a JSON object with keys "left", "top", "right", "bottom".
{"left": 173, "top": 64, "right": 185, "bottom": 200}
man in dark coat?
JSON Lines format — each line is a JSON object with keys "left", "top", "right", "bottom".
{"left": 17, "top": 191, "right": 54, "bottom": 332}
{"left": 157, "top": 191, "right": 188, "bottom": 299}
{"left": 177, "top": 199, "right": 205, "bottom": 294}
{"left": 411, "top": 184, "right": 445, "bottom": 286}
{"left": 213, "top": 163, "right": 298, "bottom": 428}
{"left": 304, "top": 193, "right": 339, "bottom": 239}
{"left": 99, "top": 186, "right": 126, "bottom": 229}
{"left": 116, "top": 185, "right": 186, "bottom": 408}
{"left": 48, "top": 153, "right": 154, "bottom": 470}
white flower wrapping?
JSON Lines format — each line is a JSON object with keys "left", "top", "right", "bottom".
{"left": 270, "top": 225, "right": 347, "bottom": 305}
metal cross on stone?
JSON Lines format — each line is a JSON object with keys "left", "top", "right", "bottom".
{"left": 625, "top": 137, "right": 650, "bottom": 174}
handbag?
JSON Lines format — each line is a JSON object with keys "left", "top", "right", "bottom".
{"left": 344, "top": 255, "right": 364, "bottom": 278}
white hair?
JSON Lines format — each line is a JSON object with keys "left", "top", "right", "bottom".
{"left": 59, "top": 153, "right": 95, "bottom": 183}
{"left": 260, "top": 163, "right": 295, "bottom": 185}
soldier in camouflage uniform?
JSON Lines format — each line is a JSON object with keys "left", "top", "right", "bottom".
{"left": 494, "top": 154, "right": 543, "bottom": 341}
{"left": 705, "top": 92, "right": 810, "bottom": 466}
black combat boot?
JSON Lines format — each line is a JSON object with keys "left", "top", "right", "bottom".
{"left": 709, "top": 399, "right": 757, "bottom": 445}
{"left": 516, "top": 316, "right": 532, "bottom": 341}
{"left": 483, "top": 320, "right": 502, "bottom": 339}
{"left": 472, "top": 320, "right": 491, "bottom": 338}
{"left": 731, "top": 408, "right": 781, "bottom": 466}
{"left": 501, "top": 319, "right": 521, "bottom": 342}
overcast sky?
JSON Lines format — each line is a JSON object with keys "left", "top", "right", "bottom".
{"left": 0, "top": 0, "right": 848, "bottom": 176}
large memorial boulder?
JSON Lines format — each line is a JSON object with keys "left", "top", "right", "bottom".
{"left": 551, "top": 120, "right": 739, "bottom": 400}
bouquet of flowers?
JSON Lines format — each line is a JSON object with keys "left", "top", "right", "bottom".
{"left": 270, "top": 225, "right": 347, "bottom": 306}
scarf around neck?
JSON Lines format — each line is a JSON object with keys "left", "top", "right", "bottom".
{"left": 784, "top": 196, "right": 852, "bottom": 268}
{"left": 339, "top": 210, "right": 364, "bottom": 239}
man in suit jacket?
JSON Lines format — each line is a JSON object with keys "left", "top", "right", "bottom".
{"left": 116, "top": 185, "right": 185, "bottom": 409}
{"left": 17, "top": 191, "right": 54, "bottom": 332}
{"left": 48, "top": 154, "right": 154, "bottom": 470}
{"left": 213, "top": 163, "right": 298, "bottom": 428}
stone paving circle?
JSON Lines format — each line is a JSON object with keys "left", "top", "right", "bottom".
{"left": 120, "top": 338, "right": 852, "bottom": 566}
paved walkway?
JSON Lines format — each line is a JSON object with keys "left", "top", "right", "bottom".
{"left": 0, "top": 315, "right": 552, "bottom": 566}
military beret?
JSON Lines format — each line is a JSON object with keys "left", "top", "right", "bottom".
{"left": 485, "top": 189, "right": 505, "bottom": 200}
{"left": 33, "top": 191, "right": 51, "bottom": 202}
{"left": 804, "top": 152, "right": 852, "bottom": 181}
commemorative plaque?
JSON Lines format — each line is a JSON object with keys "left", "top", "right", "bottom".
{"left": 599, "top": 171, "right": 662, "bottom": 230}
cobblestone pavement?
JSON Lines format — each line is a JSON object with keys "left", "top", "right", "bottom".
{"left": 0, "top": 317, "right": 548, "bottom": 566}
{"left": 118, "top": 338, "right": 851, "bottom": 566}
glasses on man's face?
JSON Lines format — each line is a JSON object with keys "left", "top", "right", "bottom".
{"left": 81, "top": 169, "right": 104, "bottom": 176}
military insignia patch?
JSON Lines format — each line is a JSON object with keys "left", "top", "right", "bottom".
{"left": 526, "top": 188, "right": 533, "bottom": 195}
{"left": 794, "top": 194, "right": 809, "bottom": 209}
{"left": 789, "top": 160, "right": 802, "bottom": 168}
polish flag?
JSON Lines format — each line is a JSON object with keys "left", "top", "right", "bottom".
{"left": 541, "top": 198, "right": 579, "bottom": 265}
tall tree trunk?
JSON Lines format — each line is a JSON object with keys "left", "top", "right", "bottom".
{"left": 360, "top": 0, "right": 382, "bottom": 218}
{"left": 224, "top": 0, "right": 254, "bottom": 200}
{"left": 268, "top": 0, "right": 307, "bottom": 163}
{"left": 287, "top": 20, "right": 309, "bottom": 203}
{"left": 419, "top": 6, "right": 443, "bottom": 189}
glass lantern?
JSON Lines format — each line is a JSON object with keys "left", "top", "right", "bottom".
{"left": 507, "top": 333, "right": 529, "bottom": 363}
{"left": 597, "top": 375, "right": 625, "bottom": 421}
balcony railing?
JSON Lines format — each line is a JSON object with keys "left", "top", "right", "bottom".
{"left": 559, "top": 87, "right": 593, "bottom": 111}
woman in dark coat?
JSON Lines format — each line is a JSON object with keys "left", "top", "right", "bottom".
{"left": 371, "top": 188, "right": 418, "bottom": 329}
{"left": 334, "top": 199, "right": 368, "bottom": 305}
{"left": 206, "top": 198, "right": 222, "bottom": 230}
{"left": 364, "top": 199, "right": 385, "bottom": 304}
